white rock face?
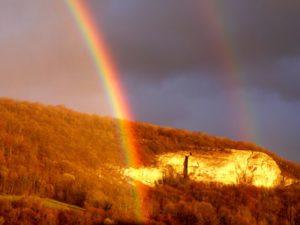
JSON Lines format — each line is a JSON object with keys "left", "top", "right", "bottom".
{"left": 123, "top": 167, "right": 162, "bottom": 186}
{"left": 123, "top": 150, "right": 283, "bottom": 187}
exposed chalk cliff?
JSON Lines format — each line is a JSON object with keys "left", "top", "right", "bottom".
{"left": 124, "top": 149, "right": 286, "bottom": 187}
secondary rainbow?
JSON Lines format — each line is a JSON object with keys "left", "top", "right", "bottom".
{"left": 64, "top": 0, "right": 143, "bottom": 220}
{"left": 198, "top": 1, "right": 259, "bottom": 143}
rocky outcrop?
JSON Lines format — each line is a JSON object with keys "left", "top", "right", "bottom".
{"left": 124, "top": 149, "right": 285, "bottom": 187}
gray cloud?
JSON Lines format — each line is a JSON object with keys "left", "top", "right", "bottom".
{"left": 127, "top": 75, "right": 300, "bottom": 161}
{"left": 244, "top": 57, "right": 300, "bottom": 101}
{"left": 89, "top": 0, "right": 300, "bottom": 100}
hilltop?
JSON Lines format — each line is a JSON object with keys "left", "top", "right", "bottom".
{"left": 0, "top": 98, "right": 299, "bottom": 224}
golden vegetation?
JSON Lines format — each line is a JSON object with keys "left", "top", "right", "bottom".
{"left": 147, "top": 175, "right": 300, "bottom": 225}
{"left": 0, "top": 97, "right": 299, "bottom": 224}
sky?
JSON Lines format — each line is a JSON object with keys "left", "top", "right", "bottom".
{"left": 0, "top": 0, "right": 299, "bottom": 162}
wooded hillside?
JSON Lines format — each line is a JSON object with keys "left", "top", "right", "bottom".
{"left": 0, "top": 98, "right": 299, "bottom": 224}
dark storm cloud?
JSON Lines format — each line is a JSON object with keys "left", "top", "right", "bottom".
{"left": 232, "top": 1, "right": 300, "bottom": 60}
{"left": 91, "top": 0, "right": 300, "bottom": 70}
{"left": 89, "top": 0, "right": 216, "bottom": 74}
{"left": 89, "top": 0, "right": 300, "bottom": 99}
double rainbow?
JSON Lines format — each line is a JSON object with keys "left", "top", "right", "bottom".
{"left": 65, "top": 0, "right": 259, "bottom": 221}
{"left": 64, "top": 0, "right": 143, "bottom": 221}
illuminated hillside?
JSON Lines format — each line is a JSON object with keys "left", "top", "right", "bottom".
{"left": 0, "top": 98, "right": 299, "bottom": 224}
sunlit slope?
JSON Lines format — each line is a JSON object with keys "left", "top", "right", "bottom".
{"left": 0, "top": 98, "right": 299, "bottom": 224}
{"left": 124, "top": 150, "right": 289, "bottom": 187}
{"left": 0, "top": 98, "right": 299, "bottom": 196}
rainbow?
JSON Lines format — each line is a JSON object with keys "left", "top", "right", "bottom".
{"left": 64, "top": 0, "right": 144, "bottom": 221}
{"left": 198, "top": 1, "right": 259, "bottom": 143}
{"left": 64, "top": 0, "right": 260, "bottom": 221}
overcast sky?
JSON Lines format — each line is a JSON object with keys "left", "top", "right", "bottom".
{"left": 0, "top": 0, "right": 299, "bottom": 162}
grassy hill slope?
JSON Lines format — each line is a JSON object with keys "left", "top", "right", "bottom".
{"left": 0, "top": 98, "right": 299, "bottom": 224}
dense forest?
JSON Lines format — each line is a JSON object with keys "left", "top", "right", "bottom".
{"left": 0, "top": 98, "right": 299, "bottom": 224}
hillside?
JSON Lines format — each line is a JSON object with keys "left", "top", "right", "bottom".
{"left": 0, "top": 98, "right": 299, "bottom": 224}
